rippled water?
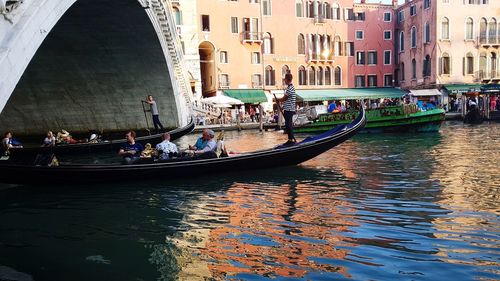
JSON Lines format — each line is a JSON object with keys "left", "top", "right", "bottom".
{"left": 0, "top": 121, "right": 498, "bottom": 281}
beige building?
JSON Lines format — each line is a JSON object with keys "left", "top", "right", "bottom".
{"left": 396, "top": 0, "right": 500, "bottom": 89}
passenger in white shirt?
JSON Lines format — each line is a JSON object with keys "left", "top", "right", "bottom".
{"left": 155, "top": 133, "right": 178, "bottom": 160}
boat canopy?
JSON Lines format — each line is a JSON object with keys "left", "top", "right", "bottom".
{"left": 443, "top": 84, "right": 482, "bottom": 94}
{"left": 409, "top": 89, "right": 442, "bottom": 96}
{"left": 296, "top": 88, "right": 405, "bottom": 102}
{"left": 223, "top": 89, "right": 267, "bottom": 104}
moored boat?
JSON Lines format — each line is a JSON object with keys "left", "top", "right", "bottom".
{"left": 0, "top": 108, "right": 366, "bottom": 184}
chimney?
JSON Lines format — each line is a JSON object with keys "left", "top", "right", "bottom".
{"left": 393, "top": 0, "right": 398, "bottom": 7}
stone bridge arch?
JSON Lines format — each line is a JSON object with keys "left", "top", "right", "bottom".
{"left": 0, "top": 0, "right": 190, "bottom": 134}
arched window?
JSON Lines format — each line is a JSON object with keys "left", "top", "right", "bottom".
{"left": 173, "top": 7, "right": 182, "bottom": 25}
{"left": 489, "top": 18, "right": 497, "bottom": 44}
{"left": 441, "top": 17, "right": 450, "bottom": 40}
{"left": 334, "top": 66, "right": 341, "bottom": 85}
{"left": 307, "top": 1, "right": 314, "bottom": 18}
{"left": 332, "top": 3, "right": 340, "bottom": 20}
{"left": 466, "top": 18, "right": 474, "bottom": 40}
{"left": 298, "top": 34, "right": 305, "bottom": 55}
{"left": 334, "top": 35, "right": 341, "bottom": 56}
{"left": 399, "top": 31, "right": 405, "bottom": 52}
{"left": 265, "top": 65, "right": 275, "bottom": 86}
{"left": 440, "top": 53, "right": 451, "bottom": 75}
{"left": 317, "top": 66, "right": 323, "bottom": 85}
{"left": 309, "top": 66, "right": 316, "bottom": 85}
{"left": 411, "top": 26, "right": 417, "bottom": 48}
{"left": 282, "top": 65, "right": 290, "bottom": 78}
{"left": 263, "top": 33, "right": 273, "bottom": 54}
{"left": 479, "top": 52, "right": 487, "bottom": 78}
{"left": 424, "top": 21, "right": 431, "bottom": 43}
{"left": 325, "top": 66, "right": 331, "bottom": 85}
{"left": 296, "top": 0, "right": 304, "bottom": 17}
{"left": 298, "top": 66, "right": 307, "bottom": 85}
{"left": 400, "top": 63, "right": 405, "bottom": 81}
{"left": 479, "top": 18, "right": 488, "bottom": 44}
{"left": 412, "top": 59, "right": 417, "bottom": 79}
{"left": 465, "top": 52, "right": 474, "bottom": 75}
{"left": 317, "top": 1, "right": 322, "bottom": 18}
{"left": 423, "top": 55, "right": 431, "bottom": 77}
{"left": 324, "top": 2, "right": 331, "bottom": 19}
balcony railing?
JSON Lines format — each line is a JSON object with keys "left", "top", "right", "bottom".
{"left": 314, "top": 15, "right": 326, "bottom": 24}
{"left": 219, "top": 82, "right": 230, "bottom": 89}
{"left": 241, "top": 32, "right": 262, "bottom": 43}
{"left": 475, "top": 70, "right": 500, "bottom": 80}
{"left": 478, "top": 35, "right": 499, "bottom": 46}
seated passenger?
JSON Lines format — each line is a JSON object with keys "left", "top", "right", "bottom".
{"left": 186, "top": 129, "right": 216, "bottom": 157}
{"left": 215, "top": 131, "right": 228, "bottom": 158}
{"left": 2, "top": 131, "right": 22, "bottom": 155}
{"left": 189, "top": 129, "right": 211, "bottom": 151}
{"left": 42, "top": 131, "right": 56, "bottom": 147}
{"left": 118, "top": 131, "right": 144, "bottom": 164}
{"left": 155, "top": 133, "right": 178, "bottom": 160}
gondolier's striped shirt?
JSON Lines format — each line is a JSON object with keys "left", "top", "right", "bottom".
{"left": 283, "top": 84, "right": 296, "bottom": 112}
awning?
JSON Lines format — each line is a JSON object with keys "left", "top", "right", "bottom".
{"left": 296, "top": 87, "right": 405, "bottom": 102}
{"left": 409, "top": 89, "right": 442, "bottom": 96}
{"left": 443, "top": 84, "right": 482, "bottom": 94}
{"left": 480, "top": 83, "right": 500, "bottom": 93}
{"left": 223, "top": 89, "right": 267, "bottom": 103}
{"left": 202, "top": 95, "right": 243, "bottom": 105}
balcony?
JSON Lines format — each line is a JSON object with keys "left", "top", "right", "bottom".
{"left": 314, "top": 15, "right": 326, "bottom": 24}
{"left": 241, "top": 32, "right": 262, "bottom": 44}
{"left": 478, "top": 35, "right": 500, "bottom": 47}
{"left": 474, "top": 70, "right": 500, "bottom": 81}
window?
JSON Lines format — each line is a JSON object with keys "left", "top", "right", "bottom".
{"left": 399, "top": 32, "right": 405, "bottom": 52}
{"left": 345, "top": 42, "right": 354, "bottom": 56}
{"left": 307, "top": 1, "right": 314, "bottom": 18}
{"left": 332, "top": 4, "right": 340, "bottom": 20}
{"left": 398, "top": 10, "right": 404, "bottom": 22}
{"left": 325, "top": 66, "right": 331, "bottom": 85}
{"left": 441, "top": 17, "right": 450, "bottom": 40}
{"left": 252, "top": 74, "right": 262, "bottom": 88}
{"left": 400, "top": 63, "right": 405, "bottom": 81}
{"left": 384, "top": 50, "right": 391, "bottom": 65}
{"left": 202, "top": 15, "right": 210, "bottom": 31}
{"left": 367, "top": 75, "right": 377, "bottom": 87}
{"left": 220, "top": 74, "right": 229, "bottom": 88}
{"left": 298, "top": 66, "right": 307, "bottom": 85}
{"left": 356, "top": 12, "right": 365, "bottom": 21}
{"left": 334, "top": 66, "right": 342, "bottom": 85}
{"left": 355, "top": 75, "right": 365, "bottom": 87}
{"left": 423, "top": 55, "right": 431, "bottom": 76}
{"left": 384, "top": 12, "right": 391, "bottom": 22}
{"left": 368, "top": 51, "right": 377, "bottom": 65}
{"left": 480, "top": 18, "right": 487, "bottom": 44}
{"left": 424, "top": 0, "right": 431, "bottom": 9}
{"left": 296, "top": 0, "right": 303, "bottom": 17}
{"left": 231, "top": 17, "right": 238, "bottom": 33}
{"left": 251, "top": 52, "right": 261, "bottom": 64}
{"left": 384, "top": 30, "right": 392, "bottom": 40}
{"left": 356, "top": 51, "right": 366, "bottom": 65}
{"left": 384, "top": 74, "right": 393, "bottom": 87}
{"left": 265, "top": 65, "right": 275, "bottom": 86}
{"left": 317, "top": 67, "right": 323, "bottom": 85}
{"left": 412, "top": 59, "right": 417, "bottom": 79}
{"left": 220, "top": 51, "right": 228, "bottom": 63}
{"left": 411, "top": 26, "right": 417, "bottom": 48}
{"left": 249, "top": 0, "right": 259, "bottom": 3}
{"left": 466, "top": 53, "right": 474, "bottom": 74}
{"left": 263, "top": 33, "right": 273, "bottom": 54}
{"left": 309, "top": 66, "right": 316, "bottom": 85}
{"left": 410, "top": 5, "right": 416, "bottom": 16}
{"left": 263, "top": 0, "right": 272, "bottom": 15}
{"left": 442, "top": 0, "right": 449, "bottom": 3}
{"left": 424, "top": 21, "right": 431, "bottom": 43}
{"left": 298, "top": 34, "right": 305, "bottom": 55}
{"left": 282, "top": 65, "right": 290, "bottom": 78}
{"left": 356, "top": 30, "right": 364, "bottom": 40}
{"left": 479, "top": 52, "right": 487, "bottom": 77}
{"left": 465, "top": 18, "right": 474, "bottom": 40}
{"left": 440, "top": 53, "right": 451, "bottom": 75}
{"left": 488, "top": 19, "right": 497, "bottom": 44}
{"left": 334, "top": 36, "right": 342, "bottom": 56}
{"left": 173, "top": 7, "right": 182, "bottom": 25}
{"left": 346, "top": 8, "right": 354, "bottom": 20}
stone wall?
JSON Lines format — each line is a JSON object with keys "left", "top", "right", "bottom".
{"left": 0, "top": 0, "right": 179, "bottom": 135}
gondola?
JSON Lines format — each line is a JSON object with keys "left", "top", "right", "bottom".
{"left": 0, "top": 108, "right": 366, "bottom": 184}
{"left": 7, "top": 118, "right": 195, "bottom": 156}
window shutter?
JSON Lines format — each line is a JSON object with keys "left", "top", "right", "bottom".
{"left": 449, "top": 56, "right": 452, "bottom": 75}
{"left": 271, "top": 69, "right": 276, "bottom": 85}
{"left": 462, "top": 57, "right": 466, "bottom": 76}
{"left": 439, "top": 58, "right": 442, "bottom": 75}
{"left": 271, "top": 38, "right": 275, "bottom": 54}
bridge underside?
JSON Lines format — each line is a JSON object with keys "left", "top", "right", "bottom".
{"left": 0, "top": 0, "right": 178, "bottom": 135}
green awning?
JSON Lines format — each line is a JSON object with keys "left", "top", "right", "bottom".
{"left": 480, "top": 83, "right": 500, "bottom": 93}
{"left": 223, "top": 89, "right": 267, "bottom": 103}
{"left": 443, "top": 84, "right": 482, "bottom": 94}
{"left": 296, "top": 88, "right": 405, "bottom": 102}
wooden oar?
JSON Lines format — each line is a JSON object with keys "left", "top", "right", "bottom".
{"left": 141, "top": 101, "right": 152, "bottom": 136}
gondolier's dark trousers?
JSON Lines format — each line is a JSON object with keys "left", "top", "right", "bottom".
{"left": 284, "top": 110, "right": 295, "bottom": 141}
{"left": 152, "top": 114, "right": 165, "bottom": 131}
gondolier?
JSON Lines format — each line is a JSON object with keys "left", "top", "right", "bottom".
{"left": 276, "top": 73, "right": 297, "bottom": 145}
{"left": 144, "top": 95, "right": 165, "bottom": 134}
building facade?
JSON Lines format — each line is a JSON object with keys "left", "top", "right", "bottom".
{"left": 396, "top": 0, "right": 500, "bottom": 89}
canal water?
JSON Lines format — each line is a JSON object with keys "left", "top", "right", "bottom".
{"left": 0, "top": 121, "right": 498, "bottom": 281}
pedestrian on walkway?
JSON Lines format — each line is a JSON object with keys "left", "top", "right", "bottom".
{"left": 144, "top": 95, "right": 165, "bottom": 134}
